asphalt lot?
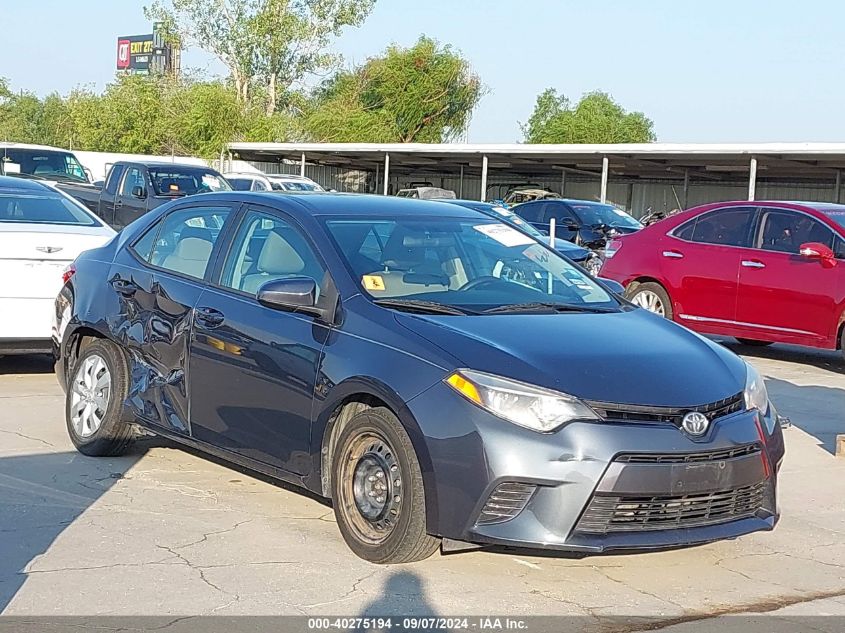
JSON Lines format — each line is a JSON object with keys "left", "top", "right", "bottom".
{"left": 1, "top": 342, "right": 844, "bottom": 628}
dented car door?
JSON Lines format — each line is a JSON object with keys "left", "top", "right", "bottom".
{"left": 107, "top": 203, "right": 234, "bottom": 435}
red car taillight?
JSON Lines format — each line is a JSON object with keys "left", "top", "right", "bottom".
{"left": 605, "top": 238, "right": 624, "bottom": 258}
{"left": 62, "top": 263, "right": 76, "bottom": 285}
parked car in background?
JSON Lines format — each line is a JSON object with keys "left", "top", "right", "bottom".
{"left": 600, "top": 200, "right": 845, "bottom": 358}
{"left": 0, "top": 176, "right": 114, "bottom": 354}
{"left": 502, "top": 187, "right": 560, "bottom": 206}
{"left": 395, "top": 186, "right": 456, "bottom": 200}
{"left": 57, "top": 161, "right": 231, "bottom": 229}
{"left": 514, "top": 198, "right": 642, "bottom": 248}
{"left": 225, "top": 172, "right": 274, "bottom": 191}
{"left": 266, "top": 174, "right": 325, "bottom": 192}
{"left": 439, "top": 199, "right": 602, "bottom": 274}
{"left": 0, "top": 142, "right": 92, "bottom": 184}
{"left": 55, "top": 192, "right": 783, "bottom": 563}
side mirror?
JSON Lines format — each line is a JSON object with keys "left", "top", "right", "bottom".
{"left": 132, "top": 185, "right": 147, "bottom": 200}
{"left": 799, "top": 242, "right": 837, "bottom": 268}
{"left": 257, "top": 277, "right": 324, "bottom": 317}
{"left": 598, "top": 278, "right": 625, "bottom": 294}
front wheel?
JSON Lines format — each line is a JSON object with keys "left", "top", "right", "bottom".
{"left": 627, "top": 282, "right": 673, "bottom": 319}
{"left": 66, "top": 339, "right": 134, "bottom": 457}
{"left": 331, "top": 407, "right": 439, "bottom": 564}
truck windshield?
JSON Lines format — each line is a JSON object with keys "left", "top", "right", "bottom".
{"left": 149, "top": 169, "right": 232, "bottom": 196}
{"left": 0, "top": 148, "right": 88, "bottom": 183}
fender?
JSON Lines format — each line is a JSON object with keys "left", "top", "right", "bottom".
{"left": 308, "top": 375, "right": 440, "bottom": 532}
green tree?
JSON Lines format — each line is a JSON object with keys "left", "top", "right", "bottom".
{"left": 521, "top": 89, "right": 656, "bottom": 144}
{"left": 145, "top": 0, "right": 375, "bottom": 115}
{"left": 305, "top": 36, "right": 486, "bottom": 143}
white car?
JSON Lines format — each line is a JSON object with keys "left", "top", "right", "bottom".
{"left": 0, "top": 176, "right": 115, "bottom": 355}
{"left": 224, "top": 172, "right": 325, "bottom": 193}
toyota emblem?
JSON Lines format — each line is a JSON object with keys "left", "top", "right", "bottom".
{"left": 681, "top": 411, "right": 710, "bottom": 436}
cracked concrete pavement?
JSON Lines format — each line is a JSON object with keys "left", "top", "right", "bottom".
{"left": 0, "top": 343, "right": 843, "bottom": 626}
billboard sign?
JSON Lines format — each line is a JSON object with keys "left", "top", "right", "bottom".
{"left": 116, "top": 34, "right": 154, "bottom": 72}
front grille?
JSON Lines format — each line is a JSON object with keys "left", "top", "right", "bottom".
{"left": 615, "top": 444, "right": 760, "bottom": 464}
{"left": 575, "top": 482, "right": 767, "bottom": 534}
{"left": 476, "top": 482, "right": 537, "bottom": 525}
{"left": 586, "top": 392, "right": 745, "bottom": 428}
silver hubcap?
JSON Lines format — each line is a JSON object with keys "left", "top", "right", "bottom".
{"left": 632, "top": 290, "right": 666, "bottom": 316}
{"left": 70, "top": 354, "right": 111, "bottom": 438}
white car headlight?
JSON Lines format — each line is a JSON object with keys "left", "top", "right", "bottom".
{"left": 445, "top": 369, "right": 599, "bottom": 433}
{"left": 743, "top": 362, "right": 770, "bottom": 414}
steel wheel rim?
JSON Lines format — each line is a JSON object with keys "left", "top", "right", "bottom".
{"left": 340, "top": 432, "right": 402, "bottom": 545}
{"left": 632, "top": 290, "right": 666, "bottom": 316}
{"left": 70, "top": 354, "right": 111, "bottom": 438}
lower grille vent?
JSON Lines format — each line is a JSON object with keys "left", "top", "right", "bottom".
{"left": 476, "top": 482, "right": 537, "bottom": 525}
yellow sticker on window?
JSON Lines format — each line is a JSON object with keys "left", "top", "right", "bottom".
{"left": 362, "top": 275, "right": 386, "bottom": 291}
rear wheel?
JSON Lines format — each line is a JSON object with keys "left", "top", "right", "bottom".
{"left": 840, "top": 326, "right": 845, "bottom": 363}
{"left": 627, "top": 282, "right": 673, "bottom": 319}
{"left": 331, "top": 407, "right": 439, "bottom": 564}
{"left": 66, "top": 339, "right": 133, "bottom": 457}
{"left": 736, "top": 338, "right": 774, "bottom": 347}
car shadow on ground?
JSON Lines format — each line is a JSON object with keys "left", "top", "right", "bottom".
{"left": 0, "top": 448, "right": 146, "bottom": 613}
{"left": 763, "top": 377, "right": 844, "bottom": 455}
{"left": 0, "top": 354, "right": 54, "bottom": 376}
{"left": 720, "top": 340, "right": 844, "bottom": 375}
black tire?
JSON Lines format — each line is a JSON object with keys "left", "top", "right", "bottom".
{"left": 331, "top": 406, "right": 439, "bottom": 564}
{"left": 65, "top": 339, "right": 134, "bottom": 457}
{"left": 736, "top": 338, "right": 774, "bottom": 347}
{"left": 626, "top": 282, "right": 673, "bottom": 319}
{"left": 840, "top": 327, "right": 845, "bottom": 363}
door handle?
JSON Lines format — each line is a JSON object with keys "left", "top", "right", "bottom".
{"left": 741, "top": 260, "right": 766, "bottom": 269}
{"left": 662, "top": 250, "right": 684, "bottom": 259}
{"left": 109, "top": 278, "right": 138, "bottom": 296}
{"left": 194, "top": 306, "right": 225, "bottom": 328}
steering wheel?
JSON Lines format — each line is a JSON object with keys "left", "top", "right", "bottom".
{"left": 457, "top": 276, "right": 502, "bottom": 291}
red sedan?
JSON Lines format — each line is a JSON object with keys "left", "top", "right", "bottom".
{"left": 600, "top": 200, "right": 845, "bottom": 358}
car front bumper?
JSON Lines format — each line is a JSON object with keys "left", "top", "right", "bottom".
{"left": 409, "top": 383, "right": 783, "bottom": 553}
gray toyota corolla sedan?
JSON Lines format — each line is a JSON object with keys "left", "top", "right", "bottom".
{"left": 54, "top": 193, "right": 784, "bottom": 563}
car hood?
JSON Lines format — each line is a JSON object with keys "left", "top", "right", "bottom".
{"left": 553, "top": 238, "right": 589, "bottom": 261}
{"left": 395, "top": 308, "right": 746, "bottom": 407}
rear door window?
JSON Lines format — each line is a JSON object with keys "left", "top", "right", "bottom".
{"left": 674, "top": 207, "right": 756, "bottom": 247}
{"left": 104, "top": 165, "right": 125, "bottom": 195}
{"left": 137, "top": 206, "right": 232, "bottom": 280}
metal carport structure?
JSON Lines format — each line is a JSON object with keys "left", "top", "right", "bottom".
{"left": 226, "top": 142, "right": 845, "bottom": 212}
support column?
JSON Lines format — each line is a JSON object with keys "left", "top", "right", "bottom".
{"left": 836, "top": 170, "right": 842, "bottom": 203}
{"left": 560, "top": 169, "right": 566, "bottom": 197}
{"left": 748, "top": 157, "right": 758, "bottom": 201}
{"left": 459, "top": 164, "right": 464, "bottom": 198}
{"left": 683, "top": 169, "right": 690, "bottom": 208}
{"left": 480, "top": 155, "right": 488, "bottom": 202}
{"left": 383, "top": 153, "right": 390, "bottom": 196}
{"left": 374, "top": 162, "right": 379, "bottom": 195}
{"left": 300, "top": 152, "right": 306, "bottom": 178}
{"left": 600, "top": 156, "right": 609, "bottom": 203}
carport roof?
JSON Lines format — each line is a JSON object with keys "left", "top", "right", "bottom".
{"left": 227, "top": 142, "right": 845, "bottom": 181}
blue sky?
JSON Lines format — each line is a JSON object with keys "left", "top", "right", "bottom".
{"left": 2, "top": 0, "right": 842, "bottom": 143}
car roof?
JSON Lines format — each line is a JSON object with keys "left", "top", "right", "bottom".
{"left": 132, "top": 161, "right": 217, "bottom": 170}
{"left": 200, "top": 192, "right": 487, "bottom": 219}
{"left": 438, "top": 199, "right": 502, "bottom": 211}
{"left": 0, "top": 142, "right": 74, "bottom": 153}
{"left": 0, "top": 175, "right": 55, "bottom": 192}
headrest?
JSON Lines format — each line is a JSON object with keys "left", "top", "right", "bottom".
{"left": 173, "top": 237, "right": 213, "bottom": 261}
{"left": 258, "top": 230, "right": 305, "bottom": 275}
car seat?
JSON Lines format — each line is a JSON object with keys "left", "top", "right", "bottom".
{"left": 161, "top": 227, "right": 214, "bottom": 278}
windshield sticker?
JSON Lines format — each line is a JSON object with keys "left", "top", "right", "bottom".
{"left": 474, "top": 224, "right": 534, "bottom": 247}
{"left": 362, "top": 275, "right": 386, "bottom": 291}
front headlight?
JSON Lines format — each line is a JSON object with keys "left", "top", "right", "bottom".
{"left": 445, "top": 369, "right": 599, "bottom": 433}
{"left": 743, "top": 362, "right": 770, "bottom": 414}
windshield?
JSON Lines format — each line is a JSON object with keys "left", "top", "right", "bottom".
{"left": 1, "top": 149, "right": 88, "bottom": 183}
{"left": 149, "top": 169, "right": 232, "bottom": 196}
{"left": 326, "top": 217, "right": 616, "bottom": 312}
{"left": 569, "top": 202, "right": 642, "bottom": 229}
{"left": 0, "top": 192, "right": 98, "bottom": 226}
{"left": 270, "top": 179, "right": 323, "bottom": 192}
{"left": 820, "top": 208, "right": 845, "bottom": 230}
